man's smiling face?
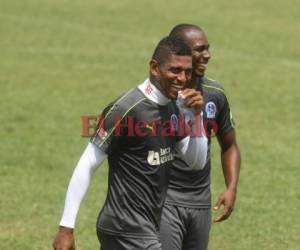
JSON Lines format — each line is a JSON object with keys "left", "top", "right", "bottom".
{"left": 153, "top": 54, "right": 192, "bottom": 99}
{"left": 184, "top": 30, "right": 211, "bottom": 77}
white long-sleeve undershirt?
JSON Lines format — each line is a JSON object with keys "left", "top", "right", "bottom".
{"left": 176, "top": 114, "right": 208, "bottom": 170}
{"left": 59, "top": 142, "right": 107, "bottom": 228}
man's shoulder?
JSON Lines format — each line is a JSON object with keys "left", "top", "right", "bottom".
{"left": 116, "top": 87, "right": 146, "bottom": 105}
{"left": 202, "top": 76, "right": 225, "bottom": 94}
{"left": 106, "top": 88, "right": 147, "bottom": 115}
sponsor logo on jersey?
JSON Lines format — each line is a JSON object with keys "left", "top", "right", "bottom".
{"left": 98, "top": 127, "right": 107, "bottom": 137}
{"left": 205, "top": 102, "right": 217, "bottom": 119}
{"left": 147, "top": 147, "right": 174, "bottom": 166}
{"left": 145, "top": 123, "right": 154, "bottom": 131}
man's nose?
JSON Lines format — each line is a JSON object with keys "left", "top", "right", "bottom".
{"left": 177, "top": 71, "right": 188, "bottom": 83}
{"left": 203, "top": 49, "right": 211, "bottom": 59}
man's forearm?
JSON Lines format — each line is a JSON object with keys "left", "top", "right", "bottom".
{"left": 176, "top": 115, "right": 208, "bottom": 170}
{"left": 218, "top": 130, "right": 241, "bottom": 191}
{"left": 221, "top": 142, "right": 241, "bottom": 190}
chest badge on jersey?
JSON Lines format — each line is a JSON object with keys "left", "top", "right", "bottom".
{"left": 205, "top": 102, "right": 217, "bottom": 119}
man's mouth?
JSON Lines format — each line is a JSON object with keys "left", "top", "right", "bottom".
{"left": 171, "top": 84, "right": 184, "bottom": 90}
{"left": 195, "top": 63, "right": 208, "bottom": 75}
{"left": 198, "top": 63, "right": 207, "bottom": 69}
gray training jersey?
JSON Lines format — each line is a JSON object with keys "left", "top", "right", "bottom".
{"left": 91, "top": 83, "right": 181, "bottom": 238}
{"left": 165, "top": 76, "right": 234, "bottom": 208}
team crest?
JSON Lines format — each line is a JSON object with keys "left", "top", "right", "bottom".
{"left": 205, "top": 102, "right": 217, "bottom": 119}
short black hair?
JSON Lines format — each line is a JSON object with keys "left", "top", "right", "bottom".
{"left": 152, "top": 36, "right": 192, "bottom": 64}
{"left": 169, "top": 23, "right": 203, "bottom": 38}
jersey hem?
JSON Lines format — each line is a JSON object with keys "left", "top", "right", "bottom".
{"left": 165, "top": 200, "right": 211, "bottom": 209}
{"left": 97, "top": 227, "right": 158, "bottom": 239}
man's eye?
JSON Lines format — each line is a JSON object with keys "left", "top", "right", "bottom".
{"left": 171, "top": 68, "right": 181, "bottom": 74}
{"left": 186, "top": 69, "right": 192, "bottom": 75}
{"left": 196, "top": 48, "right": 205, "bottom": 53}
{"left": 194, "top": 45, "right": 209, "bottom": 53}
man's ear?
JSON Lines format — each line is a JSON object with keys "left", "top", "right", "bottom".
{"left": 149, "top": 59, "right": 160, "bottom": 77}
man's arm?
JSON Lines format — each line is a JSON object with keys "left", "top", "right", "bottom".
{"left": 176, "top": 114, "right": 208, "bottom": 170}
{"left": 53, "top": 142, "right": 107, "bottom": 250}
{"left": 213, "top": 130, "right": 241, "bottom": 222}
{"left": 176, "top": 89, "right": 208, "bottom": 170}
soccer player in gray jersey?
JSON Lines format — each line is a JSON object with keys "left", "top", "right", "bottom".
{"left": 160, "top": 24, "right": 241, "bottom": 250}
{"left": 53, "top": 36, "right": 209, "bottom": 250}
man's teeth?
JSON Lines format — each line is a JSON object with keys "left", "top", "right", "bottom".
{"left": 173, "top": 85, "right": 183, "bottom": 89}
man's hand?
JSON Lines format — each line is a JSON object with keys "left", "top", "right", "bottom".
{"left": 213, "top": 188, "right": 236, "bottom": 223}
{"left": 180, "top": 89, "right": 204, "bottom": 115}
{"left": 53, "top": 226, "right": 75, "bottom": 250}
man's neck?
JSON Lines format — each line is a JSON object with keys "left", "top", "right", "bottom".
{"left": 138, "top": 79, "right": 170, "bottom": 105}
{"left": 192, "top": 73, "right": 204, "bottom": 81}
{"left": 149, "top": 76, "right": 167, "bottom": 97}
{"left": 189, "top": 73, "right": 204, "bottom": 88}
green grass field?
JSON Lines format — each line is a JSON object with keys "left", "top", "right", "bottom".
{"left": 1, "top": 0, "right": 299, "bottom": 249}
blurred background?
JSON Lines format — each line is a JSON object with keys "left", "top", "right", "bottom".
{"left": 0, "top": 0, "right": 299, "bottom": 249}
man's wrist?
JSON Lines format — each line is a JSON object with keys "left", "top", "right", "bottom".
{"left": 227, "top": 185, "right": 237, "bottom": 193}
{"left": 59, "top": 226, "right": 74, "bottom": 233}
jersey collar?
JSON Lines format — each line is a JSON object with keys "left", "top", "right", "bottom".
{"left": 138, "top": 79, "right": 170, "bottom": 105}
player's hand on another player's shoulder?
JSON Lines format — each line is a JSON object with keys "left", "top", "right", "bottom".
{"left": 53, "top": 226, "right": 75, "bottom": 250}
{"left": 180, "top": 88, "right": 204, "bottom": 115}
